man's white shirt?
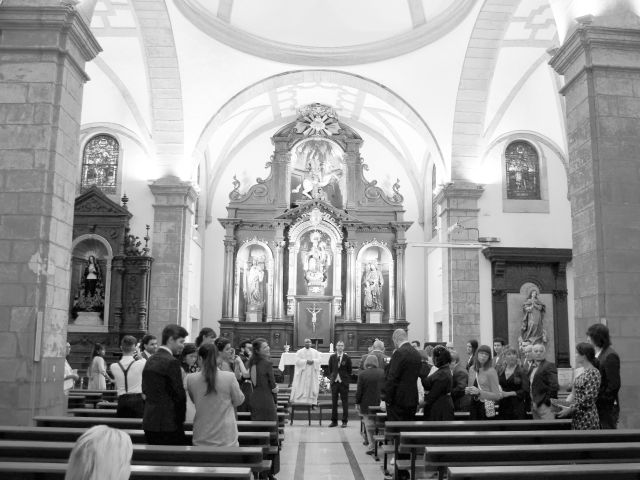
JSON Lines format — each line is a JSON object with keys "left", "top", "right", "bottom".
{"left": 110, "top": 355, "right": 145, "bottom": 396}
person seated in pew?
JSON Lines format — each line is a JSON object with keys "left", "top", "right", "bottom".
{"left": 355, "top": 354, "right": 385, "bottom": 455}
{"left": 110, "top": 335, "right": 146, "bottom": 418}
{"left": 188, "top": 343, "right": 245, "bottom": 446}
{"left": 465, "top": 344, "right": 501, "bottom": 420}
{"left": 422, "top": 345, "right": 455, "bottom": 421}
{"left": 497, "top": 346, "right": 528, "bottom": 420}
{"left": 65, "top": 425, "right": 132, "bottom": 480}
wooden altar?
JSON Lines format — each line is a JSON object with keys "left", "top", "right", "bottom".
{"left": 219, "top": 104, "right": 411, "bottom": 356}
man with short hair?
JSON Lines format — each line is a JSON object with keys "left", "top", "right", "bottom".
{"left": 110, "top": 335, "right": 146, "bottom": 418}
{"left": 587, "top": 323, "right": 621, "bottom": 429}
{"left": 449, "top": 351, "right": 469, "bottom": 412}
{"left": 383, "top": 329, "right": 422, "bottom": 422}
{"left": 289, "top": 338, "right": 321, "bottom": 404}
{"left": 140, "top": 334, "right": 158, "bottom": 360}
{"left": 328, "top": 340, "right": 352, "bottom": 427}
{"left": 529, "top": 343, "right": 558, "bottom": 420}
{"left": 522, "top": 343, "right": 534, "bottom": 373}
{"left": 142, "top": 324, "right": 188, "bottom": 444}
{"left": 370, "top": 339, "right": 389, "bottom": 372}
{"left": 492, "top": 337, "right": 506, "bottom": 373}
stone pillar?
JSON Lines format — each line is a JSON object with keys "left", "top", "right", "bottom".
{"left": 272, "top": 240, "right": 286, "bottom": 321}
{"left": 550, "top": 10, "right": 640, "bottom": 427}
{"left": 434, "top": 183, "right": 484, "bottom": 344}
{"left": 0, "top": 1, "right": 100, "bottom": 424}
{"left": 394, "top": 243, "right": 407, "bottom": 322}
{"left": 148, "top": 177, "right": 197, "bottom": 333}
{"left": 345, "top": 241, "right": 357, "bottom": 321}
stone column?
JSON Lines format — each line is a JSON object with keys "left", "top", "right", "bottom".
{"left": 345, "top": 241, "right": 357, "bottom": 321}
{"left": 148, "top": 177, "right": 197, "bottom": 333}
{"left": 394, "top": 243, "right": 407, "bottom": 322}
{"left": 434, "top": 182, "right": 484, "bottom": 343}
{"left": 0, "top": 1, "right": 100, "bottom": 424}
{"left": 272, "top": 240, "right": 286, "bottom": 321}
{"left": 549, "top": 9, "right": 640, "bottom": 427}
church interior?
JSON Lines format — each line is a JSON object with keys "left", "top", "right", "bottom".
{"left": 1, "top": 1, "right": 640, "bottom": 476}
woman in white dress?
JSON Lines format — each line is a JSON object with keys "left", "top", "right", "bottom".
{"left": 88, "top": 343, "right": 109, "bottom": 390}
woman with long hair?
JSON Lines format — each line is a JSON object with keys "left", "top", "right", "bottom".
{"left": 87, "top": 343, "right": 109, "bottom": 389}
{"left": 65, "top": 425, "right": 132, "bottom": 480}
{"left": 465, "top": 344, "right": 502, "bottom": 420}
{"left": 195, "top": 328, "right": 216, "bottom": 348}
{"left": 497, "top": 346, "right": 528, "bottom": 419}
{"left": 556, "top": 342, "right": 601, "bottom": 430}
{"left": 248, "top": 338, "right": 278, "bottom": 422}
{"left": 465, "top": 339, "right": 478, "bottom": 371}
{"left": 187, "top": 343, "right": 244, "bottom": 446}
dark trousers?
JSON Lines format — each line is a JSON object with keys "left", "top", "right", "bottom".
{"left": 331, "top": 381, "right": 349, "bottom": 423}
{"left": 598, "top": 402, "right": 620, "bottom": 429}
{"left": 117, "top": 393, "right": 144, "bottom": 418}
{"left": 144, "top": 429, "right": 188, "bottom": 445}
{"left": 469, "top": 399, "right": 488, "bottom": 420}
{"left": 386, "top": 404, "right": 416, "bottom": 480}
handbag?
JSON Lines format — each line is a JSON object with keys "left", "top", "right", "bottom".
{"left": 475, "top": 371, "right": 497, "bottom": 418}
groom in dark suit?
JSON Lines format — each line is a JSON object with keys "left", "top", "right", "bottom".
{"left": 328, "top": 340, "right": 352, "bottom": 427}
{"left": 529, "top": 343, "right": 558, "bottom": 420}
{"left": 383, "top": 328, "right": 422, "bottom": 422}
{"left": 142, "top": 324, "right": 189, "bottom": 444}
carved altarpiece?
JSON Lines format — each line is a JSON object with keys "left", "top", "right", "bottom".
{"left": 67, "top": 187, "right": 153, "bottom": 360}
{"left": 219, "top": 104, "right": 411, "bottom": 355}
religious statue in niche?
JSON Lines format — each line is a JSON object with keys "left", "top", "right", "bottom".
{"left": 244, "top": 256, "right": 265, "bottom": 313}
{"left": 519, "top": 289, "right": 547, "bottom": 346}
{"left": 291, "top": 139, "right": 344, "bottom": 208}
{"left": 363, "top": 261, "right": 384, "bottom": 311}
{"left": 71, "top": 255, "right": 105, "bottom": 320}
{"left": 302, "top": 231, "right": 331, "bottom": 294}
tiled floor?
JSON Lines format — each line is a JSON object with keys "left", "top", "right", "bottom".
{"left": 278, "top": 422, "right": 386, "bottom": 480}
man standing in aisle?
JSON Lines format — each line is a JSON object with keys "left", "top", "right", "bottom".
{"left": 290, "top": 338, "right": 321, "bottom": 404}
{"left": 529, "top": 343, "right": 558, "bottom": 420}
{"left": 383, "top": 329, "right": 422, "bottom": 421}
{"left": 587, "top": 323, "right": 621, "bottom": 428}
{"left": 110, "top": 335, "right": 146, "bottom": 418}
{"left": 142, "top": 324, "right": 188, "bottom": 445}
{"left": 328, "top": 340, "right": 352, "bottom": 427}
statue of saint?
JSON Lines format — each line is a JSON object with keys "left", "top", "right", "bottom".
{"left": 520, "top": 289, "right": 547, "bottom": 345}
{"left": 72, "top": 255, "right": 105, "bottom": 319}
{"left": 245, "top": 257, "right": 265, "bottom": 309}
{"left": 302, "top": 231, "right": 331, "bottom": 289}
{"left": 363, "top": 261, "right": 383, "bottom": 310}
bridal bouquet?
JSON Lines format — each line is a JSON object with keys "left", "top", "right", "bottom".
{"left": 318, "top": 372, "right": 331, "bottom": 393}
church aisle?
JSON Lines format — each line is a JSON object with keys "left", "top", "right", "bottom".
{"left": 278, "top": 423, "right": 384, "bottom": 480}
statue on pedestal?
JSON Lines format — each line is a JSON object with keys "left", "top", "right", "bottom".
{"left": 245, "top": 257, "right": 265, "bottom": 313}
{"left": 302, "top": 231, "right": 331, "bottom": 294}
{"left": 519, "top": 289, "right": 547, "bottom": 346}
{"left": 363, "top": 261, "right": 383, "bottom": 311}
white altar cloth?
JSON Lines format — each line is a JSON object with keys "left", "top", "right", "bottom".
{"left": 277, "top": 352, "right": 332, "bottom": 371}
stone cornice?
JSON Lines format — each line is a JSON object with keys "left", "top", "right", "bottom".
{"left": 482, "top": 247, "right": 573, "bottom": 264}
{"left": 434, "top": 182, "right": 484, "bottom": 205}
{"left": 0, "top": 5, "right": 102, "bottom": 64}
{"left": 149, "top": 176, "right": 198, "bottom": 208}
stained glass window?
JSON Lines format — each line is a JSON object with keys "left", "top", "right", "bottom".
{"left": 505, "top": 141, "right": 540, "bottom": 200}
{"left": 81, "top": 135, "right": 119, "bottom": 194}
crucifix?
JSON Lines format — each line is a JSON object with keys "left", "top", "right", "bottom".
{"left": 306, "top": 303, "right": 322, "bottom": 333}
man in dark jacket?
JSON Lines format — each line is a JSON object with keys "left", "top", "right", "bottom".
{"left": 450, "top": 350, "right": 469, "bottom": 411}
{"left": 383, "top": 328, "right": 422, "bottom": 421}
{"left": 587, "top": 323, "right": 621, "bottom": 428}
{"left": 529, "top": 343, "right": 558, "bottom": 420}
{"left": 328, "top": 340, "right": 352, "bottom": 427}
{"left": 142, "top": 324, "right": 188, "bottom": 445}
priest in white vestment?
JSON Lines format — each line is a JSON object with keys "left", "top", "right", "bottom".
{"left": 290, "top": 338, "right": 321, "bottom": 404}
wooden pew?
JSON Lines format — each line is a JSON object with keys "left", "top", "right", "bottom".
{"left": 382, "top": 419, "right": 571, "bottom": 479}
{"left": 0, "top": 462, "right": 252, "bottom": 479}
{"left": 0, "top": 441, "right": 269, "bottom": 475}
{"left": 0, "top": 426, "right": 270, "bottom": 450}
{"left": 69, "top": 389, "right": 117, "bottom": 401}
{"left": 68, "top": 408, "right": 117, "bottom": 417}
{"left": 67, "top": 392, "right": 102, "bottom": 407}
{"left": 399, "top": 429, "right": 640, "bottom": 480}
{"left": 447, "top": 463, "right": 640, "bottom": 480}
{"left": 426, "top": 443, "right": 640, "bottom": 480}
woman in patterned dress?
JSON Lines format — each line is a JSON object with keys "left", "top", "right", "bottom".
{"left": 556, "top": 342, "right": 601, "bottom": 429}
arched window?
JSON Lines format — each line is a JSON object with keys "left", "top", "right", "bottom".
{"left": 505, "top": 141, "right": 540, "bottom": 200}
{"left": 81, "top": 134, "right": 119, "bottom": 194}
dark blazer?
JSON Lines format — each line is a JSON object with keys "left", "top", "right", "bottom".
{"left": 328, "top": 352, "right": 352, "bottom": 385}
{"left": 422, "top": 366, "right": 454, "bottom": 421}
{"left": 355, "top": 367, "right": 385, "bottom": 413}
{"left": 383, "top": 342, "right": 422, "bottom": 410}
{"left": 142, "top": 348, "right": 186, "bottom": 432}
{"left": 451, "top": 363, "right": 469, "bottom": 411}
{"left": 530, "top": 359, "right": 558, "bottom": 407}
{"left": 597, "top": 346, "right": 621, "bottom": 408}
